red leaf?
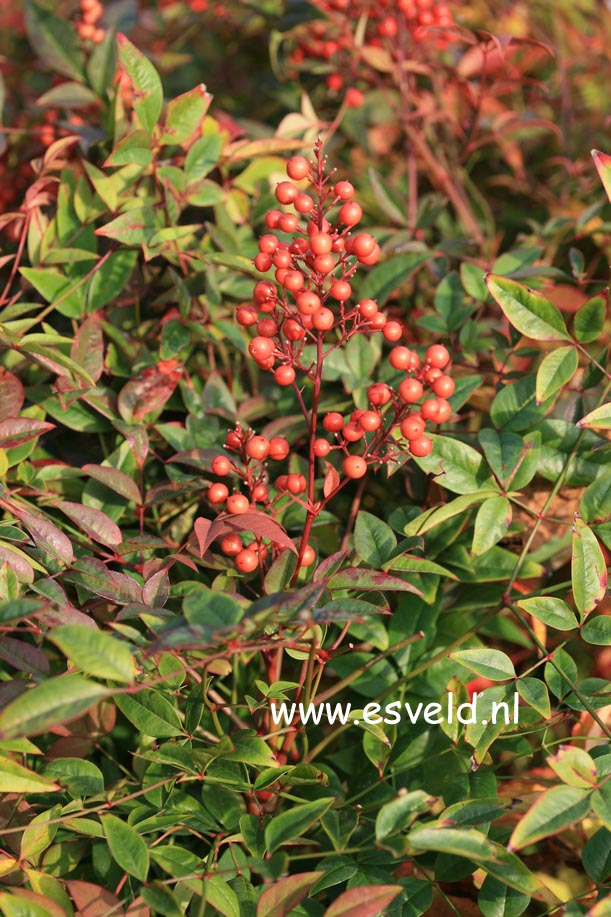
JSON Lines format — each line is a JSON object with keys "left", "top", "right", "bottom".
{"left": 83, "top": 464, "right": 142, "bottom": 504}
{"left": 118, "top": 361, "right": 182, "bottom": 423}
{"left": 71, "top": 312, "right": 104, "bottom": 382}
{"left": 63, "top": 558, "right": 143, "bottom": 604}
{"left": 66, "top": 881, "right": 122, "bottom": 917}
{"left": 323, "top": 461, "right": 340, "bottom": 498}
{"left": 195, "top": 512, "right": 298, "bottom": 556}
{"left": 0, "top": 367, "right": 24, "bottom": 422}
{"left": 0, "top": 418, "right": 55, "bottom": 448}
{"left": 10, "top": 507, "right": 73, "bottom": 566}
{"left": 323, "top": 885, "right": 403, "bottom": 917}
{"left": 55, "top": 501, "right": 123, "bottom": 547}
{"left": 328, "top": 568, "right": 423, "bottom": 596}
{"left": 256, "top": 872, "right": 323, "bottom": 917}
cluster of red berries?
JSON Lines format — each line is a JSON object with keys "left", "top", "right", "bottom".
{"left": 207, "top": 144, "right": 455, "bottom": 576}
{"left": 76, "top": 0, "right": 105, "bottom": 43}
{"left": 288, "top": 0, "right": 455, "bottom": 97}
{"left": 206, "top": 425, "right": 316, "bottom": 573}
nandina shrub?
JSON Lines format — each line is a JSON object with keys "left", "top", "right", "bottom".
{"left": 0, "top": 6, "right": 609, "bottom": 917}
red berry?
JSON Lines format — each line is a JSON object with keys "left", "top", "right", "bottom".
{"left": 343, "top": 421, "right": 364, "bottom": 442}
{"left": 287, "top": 473, "right": 306, "bottom": 494}
{"left": 358, "top": 299, "right": 378, "bottom": 319}
{"left": 245, "top": 435, "right": 270, "bottom": 460}
{"left": 383, "top": 321, "right": 403, "bottom": 342}
{"left": 368, "top": 383, "right": 391, "bottom": 406}
{"left": 345, "top": 88, "right": 365, "bottom": 108}
{"left": 287, "top": 156, "right": 310, "bottom": 181}
{"left": 268, "top": 437, "right": 290, "bottom": 461}
{"left": 295, "top": 193, "right": 314, "bottom": 214}
{"left": 399, "top": 378, "right": 424, "bottom": 403}
{"left": 426, "top": 344, "right": 450, "bottom": 369}
{"left": 236, "top": 306, "right": 258, "bottom": 327}
{"left": 276, "top": 474, "right": 289, "bottom": 491}
{"left": 343, "top": 455, "right": 367, "bottom": 479}
{"left": 400, "top": 413, "right": 426, "bottom": 440}
{"left": 254, "top": 281, "right": 276, "bottom": 304}
{"left": 314, "top": 438, "right": 331, "bottom": 457}
{"left": 313, "top": 307, "right": 334, "bottom": 331}
{"left": 259, "top": 234, "right": 278, "bottom": 254}
{"left": 330, "top": 280, "right": 351, "bottom": 301}
{"left": 358, "top": 244, "right": 381, "bottom": 265}
{"left": 257, "top": 319, "right": 278, "bottom": 338}
{"left": 410, "top": 435, "right": 433, "bottom": 457}
{"left": 352, "top": 233, "right": 376, "bottom": 259}
{"left": 280, "top": 213, "right": 299, "bottom": 233}
{"left": 359, "top": 411, "right": 381, "bottom": 432}
{"left": 276, "top": 181, "right": 298, "bottom": 204}
{"left": 254, "top": 253, "right": 272, "bottom": 272}
{"left": 334, "top": 181, "right": 354, "bottom": 200}
{"left": 296, "top": 291, "right": 321, "bottom": 315}
{"left": 309, "top": 231, "right": 332, "bottom": 255}
{"left": 225, "top": 430, "right": 242, "bottom": 449}
{"left": 208, "top": 482, "right": 229, "bottom": 503}
{"left": 433, "top": 375, "right": 455, "bottom": 398}
{"left": 389, "top": 346, "right": 414, "bottom": 370}
{"left": 301, "top": 544, "right": 316, "bottom": 566}
{"left": 275, "top": 365, "right": 296, "bottom": 386}
{"left": 369, "top": 312, "right": 387, "bottom": 330}
{"left": 338, "top": 202, "right": 363, "bottom": 226}
{"left": 220, "top": 533, "right": 242, "bottom": 555}
{"left": 265, "top": 210, "right": 282, "bottom": 229}
{"left": 252, "top": 484, "right": 269, "bottom": 502}
{"left": 273, "top": 249, "right": 292, "bottom": 268}
{"left": 435, "top": 399, "right": 452, "bottom": 423}
{"left": 283, "top": 270, "right": 304, "bottom": 292}
{"left": 313, "top": 253, "right": 335, "bottom": 275}
{"left": 227, "top": 494, "right": 250, "bottom": 514}
{"left": 212, "top": 455, "right": 231, "bottom": 476}
{"left": 283, "top": 319, "right": 306, "bottom": 341}
{"left": 323, "top": 412, "right": 344, "bottom": 432}
{"left": 236, "top": 549, "right": 259, "bottom": 573}
{"left": 249, "top": 337, "right": 274, "bottom": 361}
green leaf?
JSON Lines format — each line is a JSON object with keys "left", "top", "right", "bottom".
{"left": 583, "top": 827, "right": 611, "bottom": 884}
{"left": 375, "top": 790, "right": 434, "bottom": 842}
{"left": 574, "top": 292, "right": 607, "bottom": 344}
{"left": 516, "top": 597, "right": 578, "bottom": 631}
{"left": 85, "top": 250, "right": 137, "bottom": 312}
{"left": 580, "top": 471, "right": 611, "bottom": 524}
{"left": 323, "top": 886, "right": 403, "bottom": 917}
{"left": 0, "top": 755, "right": 59, "bottom": 794}
{"left": 592, "top": 782, "right": 611, "bottom": 832}
{"left": 101, "top": 813, "right": 149, "bottom": 882}
{"left": 265, "top": 798, "right": 334, "bottom": 854}
{"left": 571, "top": 517, "right": 607, "bottom": 616}
{"left": 20, "top": 806, "right": 61, "bottom": 861}
{"left": 509, "top": 785, "right": 592, "bottom": 851}
{"left": 578, "top": 402, "right": 611, "bottom": 430}
{"left": 383, "top": 555, "right": 457, "bottom": 578}
{"left": 161, "top": 84, "right": 212, "bottom": 147}
{"left": 516, "top": 677, "right": 550, "bottom": 719}
{"left": 402, "top": 491, "right": 500, "bottom": 536}
{"left": 535, "top": 346, "right": 578, "bottom": 403}
{"left": 354, "top": 512, "right": 397, "bottom": 566}
{"left": 472, "top": 496, "right": 511, "bottom": 555}
{"left": 24, "top": 0, "right": 85, "bottom": 81}
{"left": 478, "top": 875, "right": 530, "bottom": 917}
{"left": 114, "top": 690, "right": 182, "bottom": 738}
{"left": 49, "top": 625, "right": 136, "bottom": 683}
{"left": 491, "top": 377, "right": 554, "bottom": 433}
{"left": 256, "top": 872, "right": 323, "bottom": 917}
{"left": 410, "top": 434, "right": 494, "bottom": 494}
{"left": 548, "top": 746, "right": 598, "bottom": 788}
{"left": 0, "top": 676, "right": 108, "bottom": 740}
{"left": 204, "top": 875, "right": 240, "bottom": 917}
{"left": 581, "top": 616, "right": 611, "bottom": 645}
{"left": 117, "top": 34, "right": 163, "bottom": 133}
{"left": 42, "top": 758, "right": 104, "bottom": 797}
{"left": 485, "top": 275, "right": 569, "bottom": 341}
{"left": 185, "top": 134, "right": 223, "bottom": 182}
{"left": 141, "top": 883, "right": 184, "bottom": 917}
{"left": 94, "top": 207, "right": 161, "bottom": 247}
{"left": 19, "top": 267, "right": 85, "bottom": 319}
{"left": 450, "top": 649, "right": 516, "bottom": 681}
{"left": 104, "top": 130, "right": 152, "bottom": 168}
{"left": 359, "top": 252, "right": 430, "bottom": 306}
{"left": 37, "top": 82, "right": 98, "bottom": 107}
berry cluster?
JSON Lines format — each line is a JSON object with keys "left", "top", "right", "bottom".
{"left": 289, "top": 0, "right": 455, "bottom": 95}
{"left": 75, "top": 0, "right": 105, "bottom": 44}
{"left": 201, "top": 143, "right": 455, "bottom": 577}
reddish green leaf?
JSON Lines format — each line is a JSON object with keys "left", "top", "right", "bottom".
{"left": 117, "top": 34, "right": 163, "bottom": 133}
{"left": 82, "top": 464, "right": 142, "bottom": 504}
{"left": 0, "top": 418, "right": 55, "bottom": 448}
{"left": 0, "top": 675, "right": 108, "bottom": 739}
{"left": 571, "top": 517, "right": 607, "bottom": 616}
{"left": 0, "top": 755, "right": 60, "bottom": 794}
{"left": 0, "top": 368, "right": 24, "bottom": 422}
{"left": 161, "top": 84, "right": 212, "bottom": 148}
{"left": 117, "top": 360, "right": 182, "bottom": 422}
{"left": 194, "top": 512, "right": 298, "bottom": 556}
{"left": 328, "top": 568, "right": 423, "bottom": 596}
{"left": 256, "top": 873, "right": 323, "bottom": 917}
{"left": 592, "top": 149, "right": 611, "bottom": 204}
{"left": 323, "top": 886, "right": 403, "bottom": 917}
{"left": 55, "top": 501, "right": 122, "bottom": 547}
{"left": 509, "top": 785, "right": 591, "bottom": 851}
